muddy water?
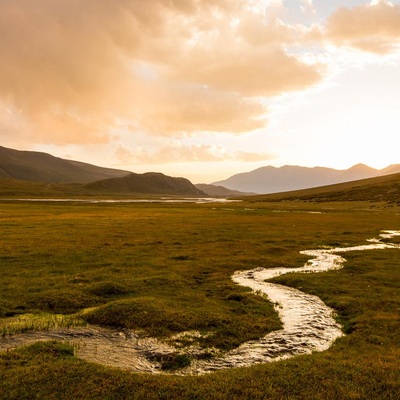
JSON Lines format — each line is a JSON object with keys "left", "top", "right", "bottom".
{"left": 1, "top": 230, "right": 399, "bottom": 375}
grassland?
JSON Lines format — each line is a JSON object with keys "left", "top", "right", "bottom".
{"left": 1, "top": 199, "right": 399, "bottom": 399}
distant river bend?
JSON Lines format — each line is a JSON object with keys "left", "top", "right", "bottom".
{"left": 1, "top": 230, "right": 399, "bottom": 374}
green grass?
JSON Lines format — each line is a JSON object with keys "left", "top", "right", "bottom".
{"left": 1, "top": 312, "right": 87, "bottom": 336}
{"left": 0, "top": 178, "right": 85, "bottom": 198}
{"left": 0, "top": 202, "right": 285, "bottom": 350}
{"left": 0, "top": 200, "right": 399, "bottom": 399}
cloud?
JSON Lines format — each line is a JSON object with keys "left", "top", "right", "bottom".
{"left": 325, "top": 1, "right": 400, "bottom": 54}
{"left": 172, "top": 45, "right": 321, "bottom": 97}
{"left": 132, "top": 80, "right": 268, "bottom": 134}
{"left": 0, "top": 0, "right": 323, "bottom": 145}
{"left": 115, "top": 144, "right": 275, "bottom": 164}
{"left": 236, "top": 150, "right": 275, "bottom": 162}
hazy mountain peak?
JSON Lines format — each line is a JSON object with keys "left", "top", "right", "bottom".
{"left": 212, "top": 164, "right": 398, "bottom": 194}
{"left": 347, "top": 163, "right": 375, "bottom": 171}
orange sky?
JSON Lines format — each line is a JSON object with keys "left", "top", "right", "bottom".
{"left": 1, "top": 0, "right": 400, "bottom": 182}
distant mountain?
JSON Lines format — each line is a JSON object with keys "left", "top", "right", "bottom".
{"left": 0, "top": 145, "right": 131, "bottom": 183}
{"left": 86, "top": 173, "right": 207, "bottom": 196}
{"left": 212, "top": 164, "right": 400, "bottom": 194}
{"left": 195, "top": 184, "right": 256, "bottom": 198}
{"left": 0, "top": 145, "right": 205, "bottom": 197}
{"left": 242, "top": 172, "right": 400, "bottom": 205}
{"left": 381, "top": 164, "right": 400, "bottom": 175}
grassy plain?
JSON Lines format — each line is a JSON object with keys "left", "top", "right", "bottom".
{"left": 1, "top": 199, "right": 399, "bottom": 399}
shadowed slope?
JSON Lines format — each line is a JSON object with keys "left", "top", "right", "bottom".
{"left": 85, "top": 172, "right": 207, "bottom": 196}
{"left": 0, "top": 146, "right": 131, "bottom": 183}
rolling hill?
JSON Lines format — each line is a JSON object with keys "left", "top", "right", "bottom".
{"left": 213, "top": 164, "right": 400, "bottom": 194}
{"left": 241, "top": 172, "right": 400, "bottom": 204}
{"left": 85, "top": 172, "right": 207, "bottom": 196}
{"left": 0, "top": 145, "right": 131, "bottom": 183}
{"left": 0, "top": 146, "right": 233, "bottom": 197}
{"left": 0, "top": 173, "right": 207, "bottom": 198}
{"left": 194, "top": 184, "right": 256, "bottom": 198}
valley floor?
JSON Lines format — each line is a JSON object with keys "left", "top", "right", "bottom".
{"left": 0, "top": 200, "right": 399, "bottom": 399}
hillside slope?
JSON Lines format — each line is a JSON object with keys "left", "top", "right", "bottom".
{"left": 0, "top": 178, "right": 85, "bottom": 198}
{"left": 195, "top": 184, "right": 256, "bottom": 198}
{"left": 242, "top": 172, "right": 400, "bottom": 204}
{"left": 85, "top": 172, "right": 207, "bottom": 196}
{"left": 0, "top": 146, "right": 131, "bottom": 183}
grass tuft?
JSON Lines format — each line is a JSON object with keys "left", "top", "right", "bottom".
{"left": 1, "top": 313, "right": 87, "bottom": 336}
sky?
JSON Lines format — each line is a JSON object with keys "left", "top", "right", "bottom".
{"left": 1, "top": 0, "right": 400, "bottom": 183}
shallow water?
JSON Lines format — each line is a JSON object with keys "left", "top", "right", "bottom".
{"left": 0, "top": 198, "right": 240, "bottom": 204}
{"left": 1, "top": 230, "right": 399, "bottom": 375}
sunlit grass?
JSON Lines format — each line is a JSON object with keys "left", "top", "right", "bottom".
{"left": 0, "top": 313, "right": 87, "bottom": 336}
{"left": 0, "top": 200, "right": 399, "bottom": 399}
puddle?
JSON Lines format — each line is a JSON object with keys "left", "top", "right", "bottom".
{"left": 1, "top": 230, "right": 399, "bottom": 375}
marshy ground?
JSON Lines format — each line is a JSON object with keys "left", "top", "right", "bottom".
{"left": 0, "top": 200, "right": 399, "bottom": 399}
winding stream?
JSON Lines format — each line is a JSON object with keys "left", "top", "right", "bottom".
{"left": 1, "top": 230, "right": 399, "bottom": 375}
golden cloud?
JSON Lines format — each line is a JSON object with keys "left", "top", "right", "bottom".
{"left": 326, "top": 1, "right": 400, "bottom": 54}
{"left": 172, "top": 45, "right": 321, "bottom": 97}
{"left": 115, "top": 144, "right": 274, "bottom": 164}
{"left": 137, "top": 81, "right": 267, "bottom": 134}
{"left": 0, "top": 0, "right": 323, "bottom": 145}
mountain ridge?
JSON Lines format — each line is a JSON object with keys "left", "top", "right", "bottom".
{"left": 0, "top": 145, "right": 131, "bottom": 183}
{"left": 2, "top": 145, "right": 400, "bottom": 197}
{"left": 213, "top": 164, "right": 400, "bottom": 194}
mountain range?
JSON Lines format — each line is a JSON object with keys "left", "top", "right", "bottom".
{"left": 241, "top": 172, "right": 400, "bottom": 205}
{"left": 0, "top": 145, "right": 207, "bottom": 196}
{"left": 2, "top": 145, "right": 400, "bottom": 197}
{"left": 212, "top": 164, "right": 400, "bottom": 194}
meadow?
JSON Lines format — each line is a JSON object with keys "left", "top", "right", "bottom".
{"left": 0, "top": 199, "right": 399, "bottom": 399}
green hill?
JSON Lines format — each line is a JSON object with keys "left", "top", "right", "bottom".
{"left": 85, "top": 172, "right": 207, "bottom": 196}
